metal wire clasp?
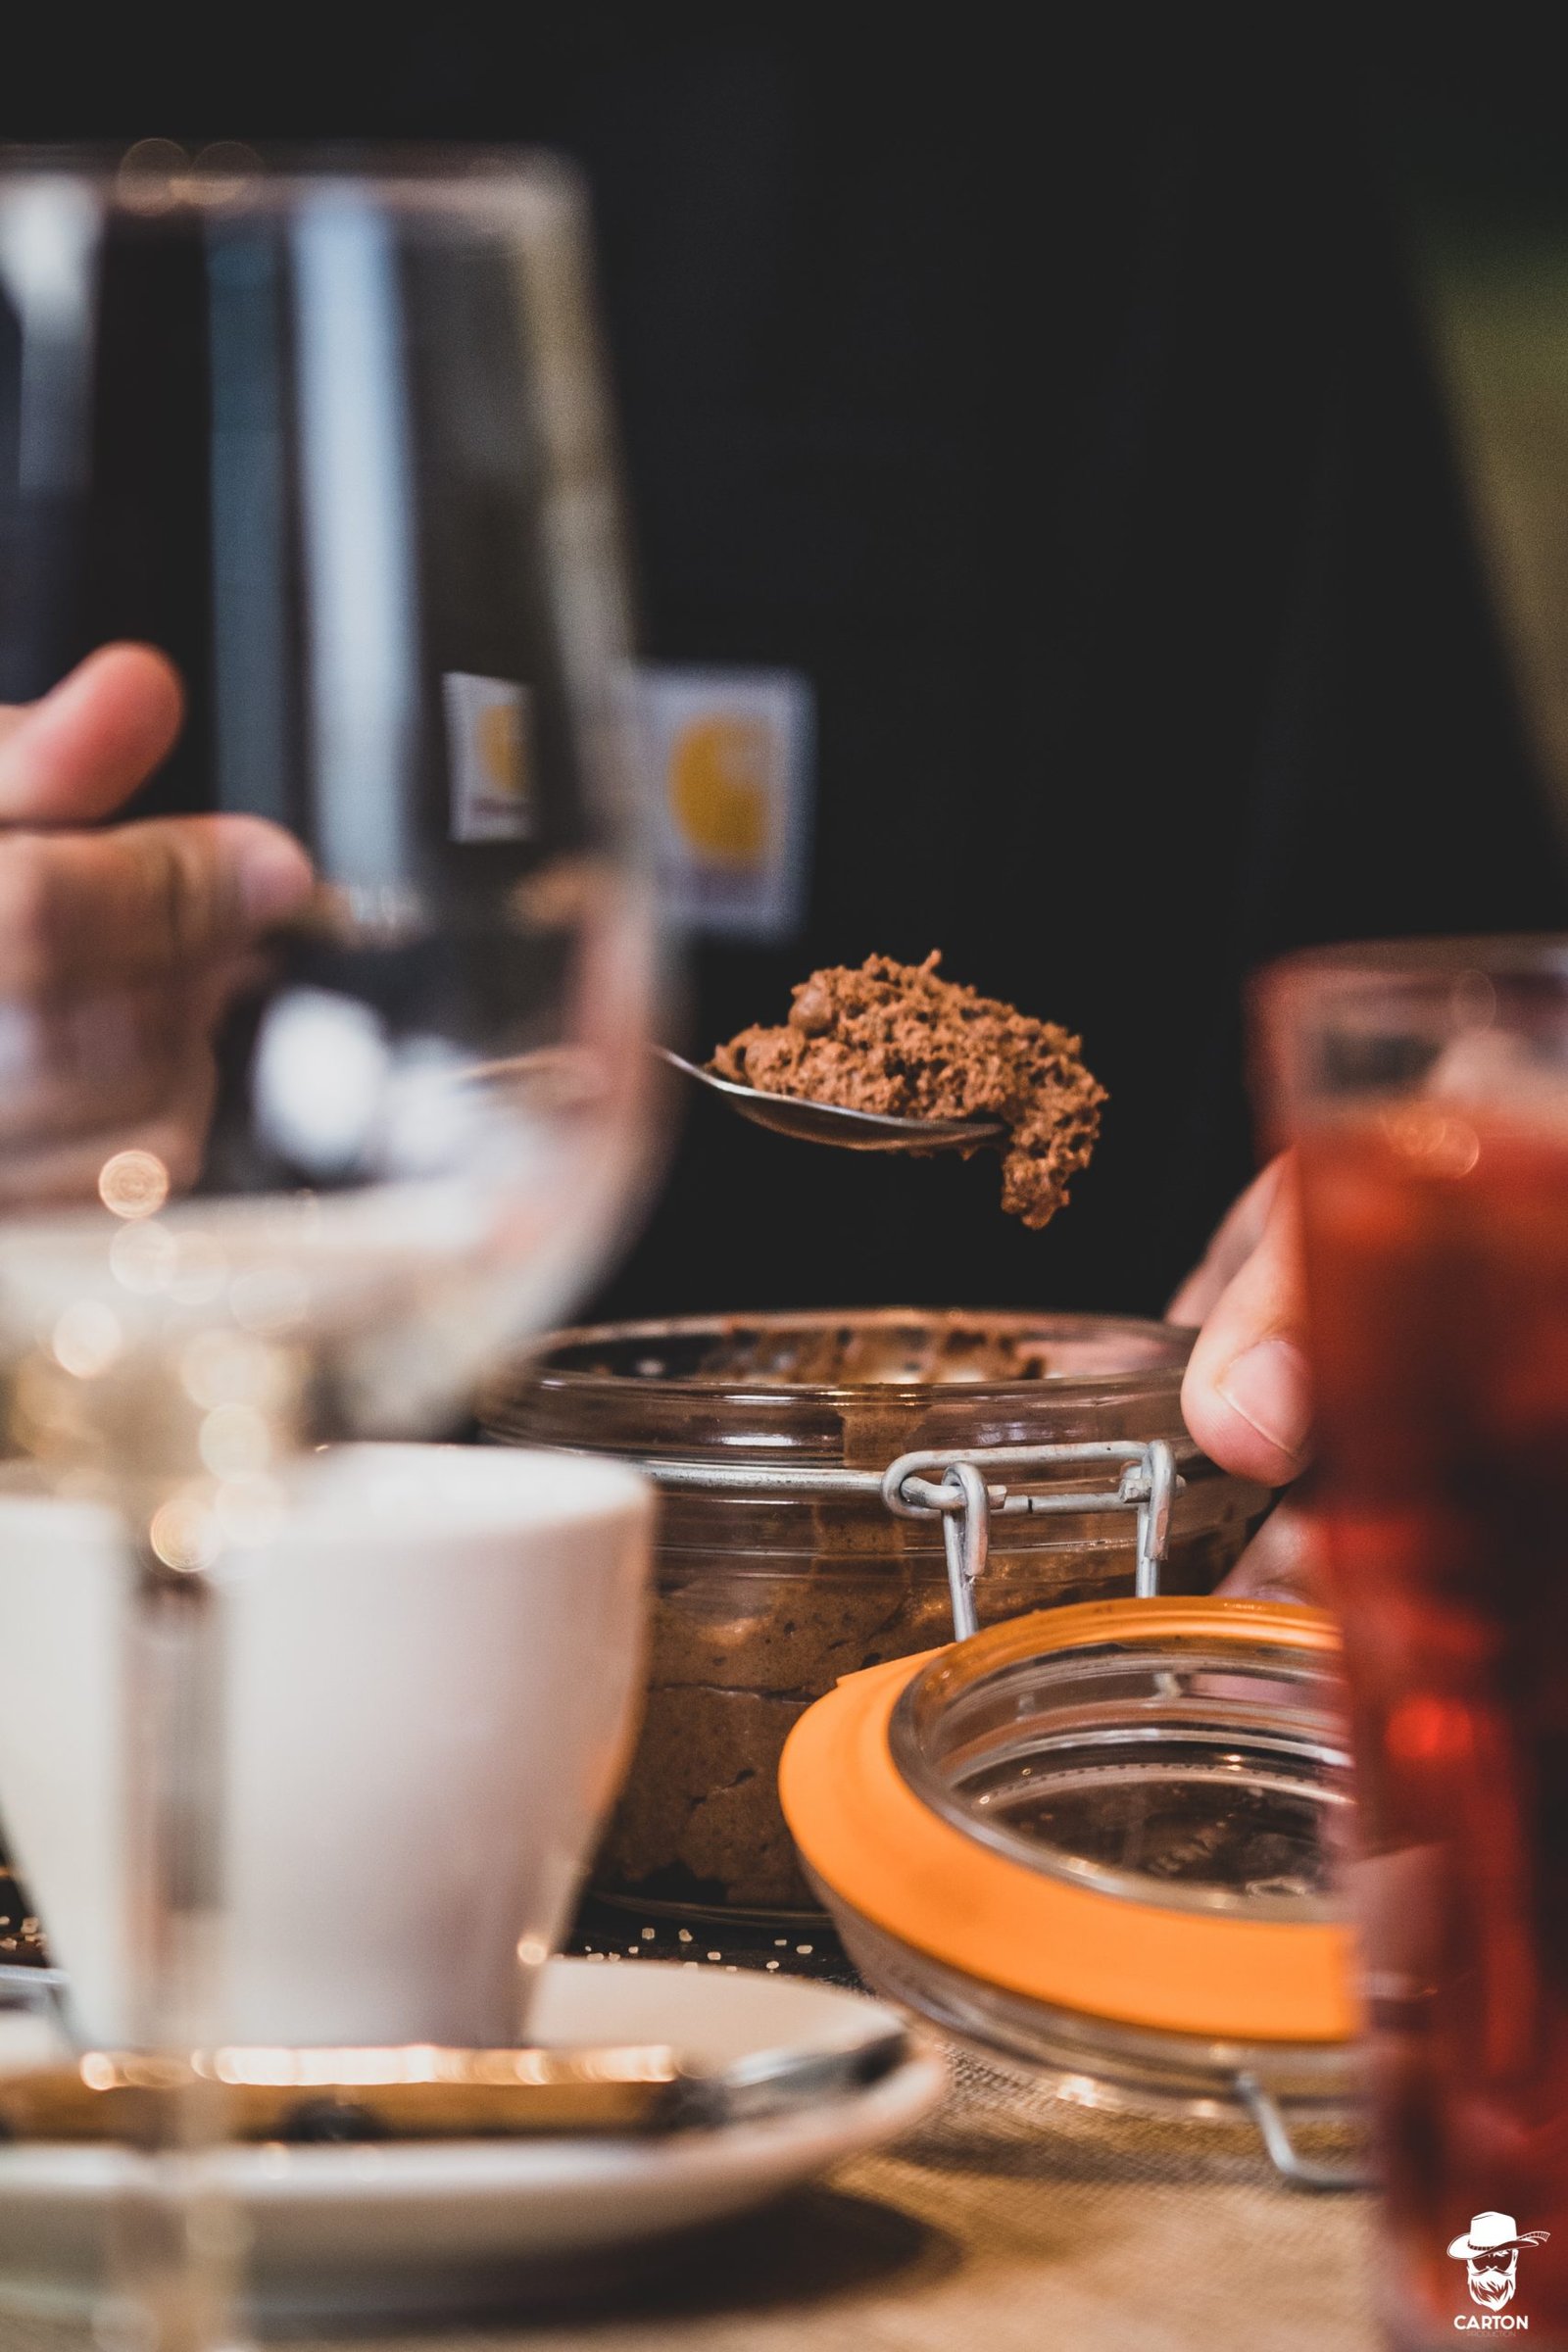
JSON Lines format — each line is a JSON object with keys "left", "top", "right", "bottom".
{"left": 880, "top": 1440, "right": 1182, "bottom": 1641}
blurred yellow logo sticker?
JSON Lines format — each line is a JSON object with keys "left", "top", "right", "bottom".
{"left": 644, "top": 666, "right": 812, "bottom": 939}
{"left": 669, "top": 713, "right": 771, "bottom": 869}
{"left": 444, "top": 671, "right": 533, "bottom": 842}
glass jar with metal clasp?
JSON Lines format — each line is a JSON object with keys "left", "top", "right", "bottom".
{"left": 481, "top": 1310, "right": 1270, "bottom": 1921}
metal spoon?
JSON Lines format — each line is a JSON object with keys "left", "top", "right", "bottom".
{"left": 658, "top": 1047, "right": 1004, "bottom": 1153}
{"left": 0, "top": 2024, "right": 914, "bottom": 2142}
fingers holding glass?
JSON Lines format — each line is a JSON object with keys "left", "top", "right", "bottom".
{"left": 0, "top": 647, "right": 313, "bottom": 1203}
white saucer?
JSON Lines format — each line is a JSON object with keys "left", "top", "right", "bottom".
{"left": 0, "top": 1958, "right": 946, "bottom": 2324}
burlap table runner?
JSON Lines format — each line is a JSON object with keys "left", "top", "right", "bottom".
{"left": 0, "top": 2043, "right": 1379, "bottom": 2352}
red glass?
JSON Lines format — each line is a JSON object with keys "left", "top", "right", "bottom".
{"left": 1260, "top": 944, "right": 1568, "bottom": 2350}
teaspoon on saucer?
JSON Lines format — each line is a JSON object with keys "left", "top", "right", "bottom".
{"left": 657, "top": 1048, "right": 1004, "bottom": 1154}
{"left": 0, "top": 2029, "right": 913, "bottom": 2142}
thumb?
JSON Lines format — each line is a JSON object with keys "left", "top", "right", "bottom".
{"left": 1180, "top": 1153, "right": 1313, "bottom": 1486}
{"left": 0, "top": 645, "right": 185, "bottom": 824}
{"left": 19, "top": 814, "right": 315, "bottom": 991}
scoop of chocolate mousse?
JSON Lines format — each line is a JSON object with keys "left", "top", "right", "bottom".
{"left": 710, "top": 952, "right": 1105, "bottom": 1227}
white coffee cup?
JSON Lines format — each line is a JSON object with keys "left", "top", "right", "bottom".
{"left": 0, "top": 1444, "right": 652, "bottom": 2050}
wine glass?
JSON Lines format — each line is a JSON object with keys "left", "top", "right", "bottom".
{"left": 0, "top": 144, "right": 661, "bottom": 2346}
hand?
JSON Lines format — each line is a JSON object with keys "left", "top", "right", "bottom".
{"left": 0, "top": 644, "right": 313, "bottom": 1204}
{"left": 1169, "top": 1152, "right": 1322, "bottom": 1602}
{"left": 1169, "top": 1152, "right": 1312, "bottom": 1485}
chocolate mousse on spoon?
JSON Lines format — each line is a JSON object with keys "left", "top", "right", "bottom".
{"left": 662, "top": 951, "right": 1105, "bottom": 1224}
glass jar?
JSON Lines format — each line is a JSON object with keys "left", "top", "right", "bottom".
{"left": 481, "top": 1310, "right": 1271, "bottom": 1919}
{"left": 781, "top": 1595, "right": 1366, "bottom": 2183}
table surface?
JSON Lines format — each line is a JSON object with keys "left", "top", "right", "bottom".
{"left": 1, "top": 1904, "right": 1382, "bottom": 2352}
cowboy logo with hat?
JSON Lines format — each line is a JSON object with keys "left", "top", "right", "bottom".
{"left": 1448, "top": 2213, "right": 1550, "bottom": 2315}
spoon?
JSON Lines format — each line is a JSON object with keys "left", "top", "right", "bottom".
{"left": 0, "top": 2024, "right": 914, "bottom": 2141}
{"left": 658, "top": 1047, "right": 1005, "bottom": 1153}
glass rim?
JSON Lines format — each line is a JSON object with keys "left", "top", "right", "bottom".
{"left": 486, "top": 1306, "right": 1194, "bottom": 1405}
{"left": 0, "top": 139, "right": 580, "bottom": 224}
{"left": 1256, "top": 932, "right": 1568, "bottom": 999}
{"left": 889, "top": 1622, "right": 1348, "bottom": 1924}
{"left": 1249, "top": 935, "right": 1568, "bottom": 1135}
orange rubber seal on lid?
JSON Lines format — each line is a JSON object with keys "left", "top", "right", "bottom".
{"left": 778, "top": 1596, "right": 1357, "bottom": 2045}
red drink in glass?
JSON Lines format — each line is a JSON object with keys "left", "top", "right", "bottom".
{"left": 1263, "top": 944, "right": 1568, "bottom": 2348}
{"left": 1301, "top": 1108, "right": 1568, "bottom": 2343}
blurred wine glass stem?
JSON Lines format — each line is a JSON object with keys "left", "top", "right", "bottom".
{"left": 41, "top": 1336, "right": 308, "bottom": 2352}
{"left": 108, "top": 1553, "right": 235, "bottom": 2349}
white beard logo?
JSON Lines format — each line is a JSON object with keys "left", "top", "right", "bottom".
{"left": 1467, "top": 2252, "right": 1518, "bottom": 2312}
{"left": 1447, "top": 2213, "right": 1549, "bottom": 2317}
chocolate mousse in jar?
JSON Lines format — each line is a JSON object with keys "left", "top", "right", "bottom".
{"left": 481, "top": 1308, "right": 1270, "bottom": 1921}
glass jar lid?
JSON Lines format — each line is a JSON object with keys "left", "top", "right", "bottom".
{"left": 779, "top": 1597, "right": 1356, "bottom": 2046}
{"left": 891, "top": 1602, "right": 1347, "bottom": 1924}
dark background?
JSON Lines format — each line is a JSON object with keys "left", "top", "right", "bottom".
{"left": 6, "top": 10, "right": 1566, "bottom": 1324}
